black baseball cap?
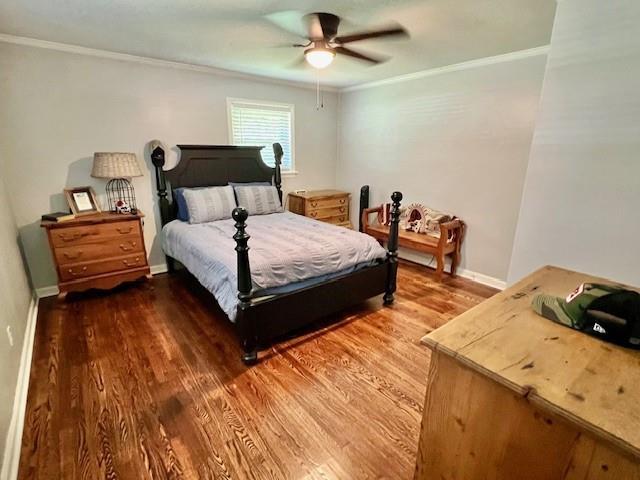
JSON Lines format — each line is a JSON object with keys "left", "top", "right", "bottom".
{"left": 531, "top": 283, "right": 640, "bottom": 349}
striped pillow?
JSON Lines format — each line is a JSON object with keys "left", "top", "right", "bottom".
{"left": 234, "top": 185, "right": 284, "bottom": 216}
{"left": 183, "top": 185, "right": 237, "bottom": 224}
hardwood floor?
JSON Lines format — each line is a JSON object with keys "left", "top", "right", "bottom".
{"left": 18, "top": 261, "right": 497, "bottom": 479}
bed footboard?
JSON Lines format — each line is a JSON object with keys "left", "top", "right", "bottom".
{"left": 231, "top": 191, "right": 402, "bottom": 365}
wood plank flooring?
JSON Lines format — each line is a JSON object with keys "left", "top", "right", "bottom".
{"left": 18, "top": 261, "right": 497, "bottom": 479}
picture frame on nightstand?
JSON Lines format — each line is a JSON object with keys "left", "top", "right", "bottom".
{"left": 64, "top": 186, "right": 101, "bottom": 216}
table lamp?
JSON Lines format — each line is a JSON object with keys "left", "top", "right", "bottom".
{"left": 91, "top": 152, "right": 143, "bottom": 213}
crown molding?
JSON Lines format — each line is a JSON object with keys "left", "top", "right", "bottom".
{"left": 0, "top": 33, "right": 549, "bottom": 94}
{"left": 342, "top": 45, "right": 550, "bottom": 93}
{"left": 0, "top": 33, "right": 339, "bottom": 93}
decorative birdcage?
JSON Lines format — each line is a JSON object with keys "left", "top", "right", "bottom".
{"left": 106, "top": 178, "right": 138, "bottom": 213}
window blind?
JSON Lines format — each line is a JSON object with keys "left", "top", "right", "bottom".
{"left": 229, "top": 100, "right": 294, "bottom": 172}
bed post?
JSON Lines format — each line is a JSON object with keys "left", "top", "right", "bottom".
{"left": 384, "top": 191, "right": 403, "bottom": 305}
{"left": 151, "top": 144, "right": 175, "bottom": 272}
{"left": 272, "top": 143, "right": 283, "bottom": 203}
{"left": 232, "top": 207, "right": 257, "bottom": 365}
{"left": 359, "top": 185, "right": 370, "bottom": 232}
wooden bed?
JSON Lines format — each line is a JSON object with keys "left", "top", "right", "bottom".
{"left": 152, "top": 143, "right": 402, "bottom": 364}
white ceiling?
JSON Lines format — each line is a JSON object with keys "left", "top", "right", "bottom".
{"left": 0, "top": 0, "right": 557, "bottom": 88}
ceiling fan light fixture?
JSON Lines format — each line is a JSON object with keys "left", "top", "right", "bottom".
{"left": 304, "top": 47, "right": 335, "bottom": 69}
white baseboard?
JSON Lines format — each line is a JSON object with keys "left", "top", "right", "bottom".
{"left": 456, "top": 268, "right": 506, "bottom": 290}
{"left": 150, "top": 263, "right": 168, "bottom": 275}
{"left": 34, "top": 285, "right": 59, "bottom": 298}
{"left": 35, "top": 264, "right": 169, "bottom": 298}
{"left": 1, "top": 295, "right": 39, "bottom": 480}
{"left": 397, "top": 250, "right": 506, "bottom": 290}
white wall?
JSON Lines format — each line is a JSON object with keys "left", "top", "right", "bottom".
{"left": 508, "top": 0, "right": 640, "bottom": 285}
{"left": 0, "top": 164, "right": 33, "bottom": 471}
{"left": 0, "top": 42, "right": 339, "bottom": 290}
{"left": 337, "top": 54, "right": 547, "bottom": 282}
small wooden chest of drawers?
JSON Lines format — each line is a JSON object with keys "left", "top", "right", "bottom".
{"left": 41, "top": 212, "right": 150, "bottom": 297}
{"left": 288, "top": 190, "right": 352, "bottom": 228}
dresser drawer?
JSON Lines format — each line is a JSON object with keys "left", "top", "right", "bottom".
{"left": 59, "top": 253, "right": 147, "bottom": 282}
{"left": 307, "top": 205, "right": 349, "bottom": 220}
{"left": 50, "top": 221, "right": 141, "bottom": 248}
{"left": 54, "top": 236, "right": 144, "bottom": 265}
{"left": 319, "top": 215, "right": 350, "bottom": 225}
{"left": 305, "top": 196, "right": 349, "bottom": 211}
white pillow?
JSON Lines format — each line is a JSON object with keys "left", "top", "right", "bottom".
{"left": 182, "top": 185, "right": 237, "bottom": 224}
{"left": 234, "top": 185, "right": 284, "bottom": 216}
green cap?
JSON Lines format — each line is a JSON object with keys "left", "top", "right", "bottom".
{"left": 531, "top": 283, "right": 640, "bottom": 348}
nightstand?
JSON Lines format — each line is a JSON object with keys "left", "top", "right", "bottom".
{"left": 41, "top": 212, "right": 150, "bottom": 297}
{"left": 288, "top": 190, "right": 352, "bottom": 228}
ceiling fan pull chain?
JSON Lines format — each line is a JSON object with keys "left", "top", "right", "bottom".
{"left": 314, "top": 70, "right": 325, "bottom": 111}
{"left": 316, "top": 72, "right": 320, "bottom": 110}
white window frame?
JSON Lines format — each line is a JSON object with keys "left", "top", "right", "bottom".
{"left": 227, "top": 97, "right": 297, "bottom": 175}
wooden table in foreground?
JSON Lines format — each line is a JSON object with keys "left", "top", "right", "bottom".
{"left": 414, "top": 266, "right": 640, "bottom": 480}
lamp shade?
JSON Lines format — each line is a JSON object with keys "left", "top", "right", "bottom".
{"left": 91, "top": 152, "right": 143, "bottom": 179}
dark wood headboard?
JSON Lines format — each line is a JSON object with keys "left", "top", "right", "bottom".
{"left": 151, "top": 144, "right": 283, "bottom": 226}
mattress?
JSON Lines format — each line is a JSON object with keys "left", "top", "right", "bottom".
{"left": 161, "top": 212, "right": 387, "bottom": 321}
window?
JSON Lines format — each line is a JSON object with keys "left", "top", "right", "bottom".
{"left": 227, "top": 98, "right": 295, "bottom": 173}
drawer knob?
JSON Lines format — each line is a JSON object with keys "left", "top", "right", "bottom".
{"left": 59, "top": 232, "right": 89, "bottom": 242}
{"left": 311, "top": 201, "right": 318, "bottom": 207}
{"left": 119, "top": 242, "right": 137, "bottom": 252}
{"left": 339, "top": 216, "right": 345, "bottom": 222}
{"left": 67, "top": 266, "right": 88, "bottom": 276}
{"left": 310, "top": 212, "right": 317, "bottom": 218}
{"left": 339, "top": 207, "right": 346, "bottom": 213}
{"left": 339, "top": 199, "right": 345, "bottom": 204}
{"left": 116, "top": 226, "right": 134, "bottom": 235}
{"left": 63, "top": 251, "right": 82, "bottom": 260}
{"left": 122, "top": 257, "right": 140, "bottom": 267}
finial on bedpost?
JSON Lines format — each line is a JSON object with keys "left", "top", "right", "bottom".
{"left": 359, "top": 185, "right": 370, "bottom": 232}
{"left": 232, "top": 207, "right": 252, "bottom": 303}
{"left": 384, "top": 191, "right": 403, "bottom": 305}
{"left": 232, "top": 206, "right": 257, "bottom": 364}
{"left": 151, "top": 144, "right": 169, "bottom": 226}
{"left": 272, "top": 143, "right": 283, "bottom": 203}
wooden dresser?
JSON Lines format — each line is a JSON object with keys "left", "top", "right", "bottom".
{"left": 288, "top": 190, "right": 352, "bottom": 228}
{"left": 415, "top": 266, "right": 640, "bottom": 480}
{"left": 42, "top": 212, "right": 150, "bottom": 297}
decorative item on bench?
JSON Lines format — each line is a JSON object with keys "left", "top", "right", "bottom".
{"left": 360, "top": 187, "right": 465, "bottom": 281}
{"left": 400, "top": 203, "right": 426, "bottom": 232}
{"left": 91, "top": 152, "right": 143, "bottom": 214}
{"left": 377, "top": 202, "right": 392, "bottom": 226}
{"left": 400, "top": 203, "right": 454, "bottom": 238}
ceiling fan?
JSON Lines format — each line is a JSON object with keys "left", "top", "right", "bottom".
{"left": 276, "top": 12, "right": 408, "bottom": 69}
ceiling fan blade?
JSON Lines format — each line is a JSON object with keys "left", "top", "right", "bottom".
{"left": 317, "top": 12, "right": 340, "bottom": 39}
{"left": 335, "top": 46, "right": 386, "bottom": 64}
{"left": 305, "top": 12, "right": 341, "bottom": 40}
{"left": 335, "top": 27, "right": 408, "bottom": 44}
{"left": 306, "top": 13, "right": 324, "bottom": 40}
{"left": 269, "top": 42, "right": 309, "bottom": 48}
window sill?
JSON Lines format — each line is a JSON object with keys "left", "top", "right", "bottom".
{"left": 281, "top": 170, "right": 299, "bottom": 177}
